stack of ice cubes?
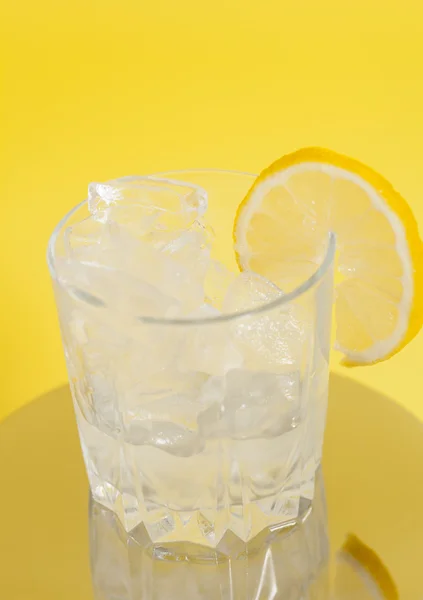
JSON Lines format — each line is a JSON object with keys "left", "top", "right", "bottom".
{"left": 58, "top": 176, "right": 313, "bottom": 543}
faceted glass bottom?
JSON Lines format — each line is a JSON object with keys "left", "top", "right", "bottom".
{"left": 76, "top": 375, "right": 328, "bottom": 549}
{"left": 90, "top": 469, "right": 329, "bottom": 599}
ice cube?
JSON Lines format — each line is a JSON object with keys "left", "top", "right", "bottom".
{"left": 88, "top": 176, "right": 207, "bottom": 225}
{"left": 86, "top": 371, "right": 122, "bottom": 435}
{"left": 125, "top": 420, "right": 203, "bottom": 457}
{"left": 63, "top": 177, "right": 214, "bottom": 319}
{"left": 232, "top": 311, "right": 307, "bottom": 372}
{"left": 198, "top": 369, "right": 300, "bottom": 440}
{"left": 101, "top": 204, "right": 160, "bottom": 238}
{"left": 124, "top": 390, "right": 204, "bottom": 430}
{"left": 57, "top": 257, "right": 181, "bottom": 319}
{"left": 64, "top": 207, "right": 159, "bottom": 269}
{"left": 64, "top": 216, "right": 102, "bottom": 250}
{"left": 223, "top": 272, "right": 308, "bottom": 372}
{"left": 224, "top": 369, "right": 299, "bottom": 410}
{"left": 121, "top": 372, "right": 207, "bottom": 456}
{"left": 204, "top": 261, "right": 237, "bottom": 310}
{"left": 161, "top": 222, "right": 212, "bottom": 283}
{"left": 199, "top": 374, "right": 226, "bottom": 406}
{"left": 177, "top": 304, "right": 244, "bottom": 376}
{"left": 63, "top": 214, "right": 209, "bottom": 316}
{"left": 155, "top": 254, "right": 204, "bottom": 314}
{"left": 103, "top": 227, "right": 206, "bottom": 315}
{"left": 222, "top": 271, "right": 284, "bottom": 313}
{"left": 68, "top": 310, "right": 89, "bottom": 345}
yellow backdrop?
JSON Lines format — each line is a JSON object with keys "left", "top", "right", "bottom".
{"left": 1, "top": 0, "right": 423, "bottom": 422}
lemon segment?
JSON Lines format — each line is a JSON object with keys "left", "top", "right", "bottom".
{"left": 334, "top": 534, "right": 399, "bottom": 600}
{"left": 234, "top": 147, "right": 423, "bottom": 365}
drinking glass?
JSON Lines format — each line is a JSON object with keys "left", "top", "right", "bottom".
{"left": 48, "top": 171, "right": 335, "bottom": 559}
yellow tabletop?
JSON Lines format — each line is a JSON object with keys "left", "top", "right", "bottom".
{"left": 1, "top": 377, "right": 423, "bottom": 598}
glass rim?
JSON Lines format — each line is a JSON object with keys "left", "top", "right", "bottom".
{"left": 47, "top": 169, "right": 336, "bottom": 327}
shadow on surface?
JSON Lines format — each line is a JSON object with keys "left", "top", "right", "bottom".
{"left": 0, "top": 374, "right": 422, "bottom": 598}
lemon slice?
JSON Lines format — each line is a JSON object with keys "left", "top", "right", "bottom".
{"left": 234, "top": 147, "right": 423, "bottom": 365}
{"left": 334, "top": 534, "right": 399, "bottom": 599}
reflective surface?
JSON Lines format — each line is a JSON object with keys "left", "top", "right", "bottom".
{"left": 1, "top": 375, "right": 423, "bottom": 598}
{"left": 90, "top": 470, "right": 329, "bottom": 600}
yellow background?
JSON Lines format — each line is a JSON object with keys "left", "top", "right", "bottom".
{"left": 1, "top": 0, "right": 423, "bottom": 422}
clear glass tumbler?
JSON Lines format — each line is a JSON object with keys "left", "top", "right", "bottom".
{"left": 89, "top": 470, "right": 330, "bottom": 599}
{"left": 48, "top": 171, "right": 335, "bottom": 558}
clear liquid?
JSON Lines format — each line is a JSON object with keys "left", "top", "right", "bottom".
{"left": 75, "top": 389, "right": 324, "bottom": 551}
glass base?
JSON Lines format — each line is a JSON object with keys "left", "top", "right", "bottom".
{"left": 89, "top": 470, "right": 329, "bottom": 599}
